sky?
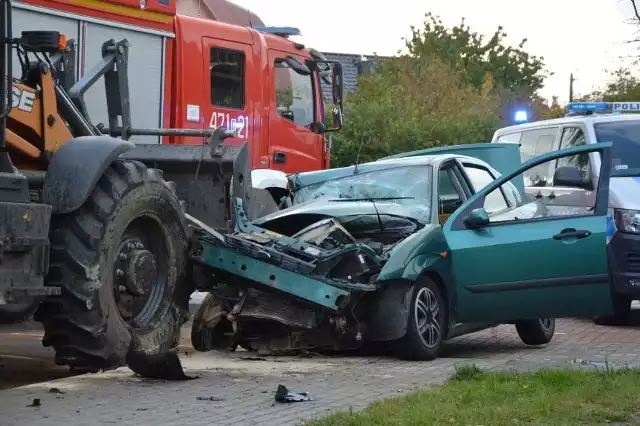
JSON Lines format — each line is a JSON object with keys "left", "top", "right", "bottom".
{"left": 233, "top": 0, "right": 639, "bottom": 104}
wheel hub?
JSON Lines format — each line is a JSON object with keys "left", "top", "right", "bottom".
{"left": 113, "top": 237, "right": 160, "bottom": 323}
{"left": 125, "top": 249, "right": 156, "bottom": 296}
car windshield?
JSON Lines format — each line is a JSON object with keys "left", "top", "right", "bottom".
{"left": 293, "top": 165, "right": 433, "bottom": 219}
{"left": 594, "top": 120, "right": 640, "bottom": 174}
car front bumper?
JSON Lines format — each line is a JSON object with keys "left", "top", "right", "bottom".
{"left": 608, "top": 231, "right": 640, "bottom": 298}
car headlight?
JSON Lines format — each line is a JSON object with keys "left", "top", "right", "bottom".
{"left": 613, "top": 209, "right": 640, "bottom": 234}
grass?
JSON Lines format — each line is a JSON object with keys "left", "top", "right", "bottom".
{"left": 304, "top": 364, "right": 640, "bottom": 426}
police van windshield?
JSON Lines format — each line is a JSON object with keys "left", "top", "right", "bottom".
{"left": 594, "top": 120, "right": 640, "bottom": 175}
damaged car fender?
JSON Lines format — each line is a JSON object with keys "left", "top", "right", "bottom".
{"left": 368, "top": 225, "right": 455, "bottom": 341}
{"left": 377, "top": 225, "right": 450, "bottom": 282}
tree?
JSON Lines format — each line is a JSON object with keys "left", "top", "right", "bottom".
{"left": 531, "top": 95, "right": 564, "bottom": 120}
{"left": 579, "top": 67, "right": 640, "bottom": 101}
{"left": 329, "top": 14, "right": 550, "bottom": 167}
{"left": 330, "top": 54, "right": 500, "bottom": 167}
{"left": 406, "top": 13, "right": 549, "bottom": 99}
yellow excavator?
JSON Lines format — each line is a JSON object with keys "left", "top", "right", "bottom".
{"left": 0, "top": 0, "right": 257, "bottom": 377}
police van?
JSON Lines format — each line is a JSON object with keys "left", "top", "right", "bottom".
{"left": 491, "top": 102, "right": 640, "bottom": 325}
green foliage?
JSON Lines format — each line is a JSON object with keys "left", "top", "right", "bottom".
{"left": 305, "top": 368, "right": 640, "bottom": 426}
{"left": 330, "top": 55, "right": 500, "bottom": 167}
{"left": 407, "top": 13, "right": 549, "bottom": 95}
{"left": 329, "top": 13, "right": 550, "bottom": 167}
{"left": 579, "top": 67, "right": 640, "bottom": 101}
{"left": 531, "top": 95, "right": 565, "bottom": 120}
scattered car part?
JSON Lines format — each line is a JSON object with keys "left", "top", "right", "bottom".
{"left": 275, "top": 385, "right": 312, "bottom": 403}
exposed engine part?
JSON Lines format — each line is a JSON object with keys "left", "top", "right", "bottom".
{"left": 329, "top": 316, "right": 347, "bottom": 334}
{"left": 239, "top": 288, "right": 320, "bottom": 329}
{"left": 292, "top": 218, "right": 355, "bottom": 250}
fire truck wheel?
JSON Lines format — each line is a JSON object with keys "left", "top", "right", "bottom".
{"left": 36, "top": 160, "right": 192, "bottom": 373}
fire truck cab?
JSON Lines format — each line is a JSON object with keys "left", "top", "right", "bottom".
{"left": 10, "top": 0, "right": 344, "bottom": 194}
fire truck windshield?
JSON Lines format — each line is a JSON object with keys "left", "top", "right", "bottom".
{"left": 275, "top": 59, "right": 316, "bottom": 129}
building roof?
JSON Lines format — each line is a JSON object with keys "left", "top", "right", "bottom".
{"left": 320, "top": 52, "right": 393, "bottom": 102}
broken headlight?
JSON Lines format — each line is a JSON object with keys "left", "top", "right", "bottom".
{"left": 614, "top": 209, "right": 640, "bottom": 234}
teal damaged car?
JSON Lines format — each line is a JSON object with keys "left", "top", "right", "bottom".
{"left": 189, "top": 142, "right": 616, "bottom": 360}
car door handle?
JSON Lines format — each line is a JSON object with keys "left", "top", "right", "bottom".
{"left": 552, "top": 229, "right": 591, "bottom": 240}
{"left": 274, "top": 152, "right": 286, "bottom": 164}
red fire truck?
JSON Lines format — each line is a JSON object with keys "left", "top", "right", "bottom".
{"left": 11, "top": 0, "right": 343, "bottom": 195}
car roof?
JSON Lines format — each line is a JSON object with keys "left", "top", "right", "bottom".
{"left": 290, "top": 153, "right": 492, "bottom": 189}
{"left": 370, "top": 153, "right": 485, "bottom": 169}
{"left": 494, "top": 114, "right": 640, "bottom": 135}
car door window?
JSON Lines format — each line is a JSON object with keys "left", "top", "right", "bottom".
{"left": 496, "top": 132, "right": 522, "bottom": 144}
{"left": 484, "top": 151, "right": 598, "bottom": 224}
{"left": 437, "top": 168, "right": 464, "bottom": 224}
{"left": 463, "top": 165, "right": 509, "bottom": 214}
{"left": 554, "top": 127, "right": 590, "bottom": 181}
{"left": 274, "top": 58, "right": 315, "bottom": 129}
{"left": 519, "top": 127, "right": 558, "bottom": 187}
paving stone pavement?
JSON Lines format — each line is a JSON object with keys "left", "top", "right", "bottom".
{"left": 2, "top": 317, "right": 640, "bottom": 426}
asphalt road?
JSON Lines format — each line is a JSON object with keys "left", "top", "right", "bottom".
{"left": 2, "top": 299, "right": 637, "bottom": 392}
{"left": 0, "top": 293, "right": 203, "bottom": 390}
{"left": 0, "top": 322, "right": 74, "bottom": 390}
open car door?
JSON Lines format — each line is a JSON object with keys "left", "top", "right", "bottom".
{"left": 443, "top": 143, "right": 614, "bottom": 323}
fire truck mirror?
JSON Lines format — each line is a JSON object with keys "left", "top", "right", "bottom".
{"left": 284, "top": 57, "right": 311, "bottom": 76}
{"left": 331, "top": 106, "right": 343, "bottom": 129}
{"left": 331, "top": 63, "right": 344, "bottom": 107}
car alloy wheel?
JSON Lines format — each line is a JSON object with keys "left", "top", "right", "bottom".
{"left": 414, "top": 287, "right": 442, "bottom": 349}
{"left": 539, "top": 318, "right": 553, "bottom": 330}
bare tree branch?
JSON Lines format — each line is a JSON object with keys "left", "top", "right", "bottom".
{"left": 631, "top": 0, "right": 640, "bottom": 21}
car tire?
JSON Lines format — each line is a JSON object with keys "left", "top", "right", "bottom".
{"left": 515, "top": 318, "right": 555, "bottom": 346}
{"left": 593, "top": 293, "right": 631, "bottom": 326}
{"left": 394, "top": 277, "right": 447, "bottom": 361}
{"left": 36, "top": 160, "right": 190, "bottom": 373}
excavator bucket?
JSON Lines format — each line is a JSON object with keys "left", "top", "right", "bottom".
{"left": 121, "top": 136, "right": 279, "bottom": 232}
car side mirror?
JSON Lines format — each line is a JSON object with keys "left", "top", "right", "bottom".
{"left": 553, "top": 166, "right": 592, "bottom": 190}
{"left": 464, "top": 208, "right": 490, "bottom": 229}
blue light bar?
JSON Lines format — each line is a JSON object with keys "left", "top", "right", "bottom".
{"left": 253, "top": 26, "right": 301, "bottom": 38}
{"left": 514, "top": 110, "right": 528, "bottom": 123}
{"left": 566, "top": 102, "right": 609, "bottom": 112}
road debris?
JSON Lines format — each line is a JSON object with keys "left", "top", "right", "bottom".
{"left": 126, "top": 350, "right": 197, "bottom": 381}
{"left": 274, "top": 385, "right": 312, "bottom": 403}
{"left": 196, "top": 396, "right": 225, "bottom": 402}
{"left": 48, "top": 387, "right": 64, "bottom": 394}
{"left": 27, "top": 398, "right": 41, "bottom": 407}
{"left": 240, "top": 356, "right": 267, "bottom": 361}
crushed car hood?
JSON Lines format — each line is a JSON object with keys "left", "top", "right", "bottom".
{"left": 253, "top": 199, "right": 431, "bottom": 226}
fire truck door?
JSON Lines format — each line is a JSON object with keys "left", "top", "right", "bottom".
{"left": 202, "top": 37, "right": 254, "bottom": 145}
{"left": 268, "top": 49, "right": 324, "bottom": 174}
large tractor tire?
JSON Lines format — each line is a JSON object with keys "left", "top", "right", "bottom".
{"left": 35, "top": 160, "right": 192, "bottom": 373}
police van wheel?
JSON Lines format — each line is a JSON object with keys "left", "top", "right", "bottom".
{"left": 594, "top": 293, "right": 631, "bottom": 326}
